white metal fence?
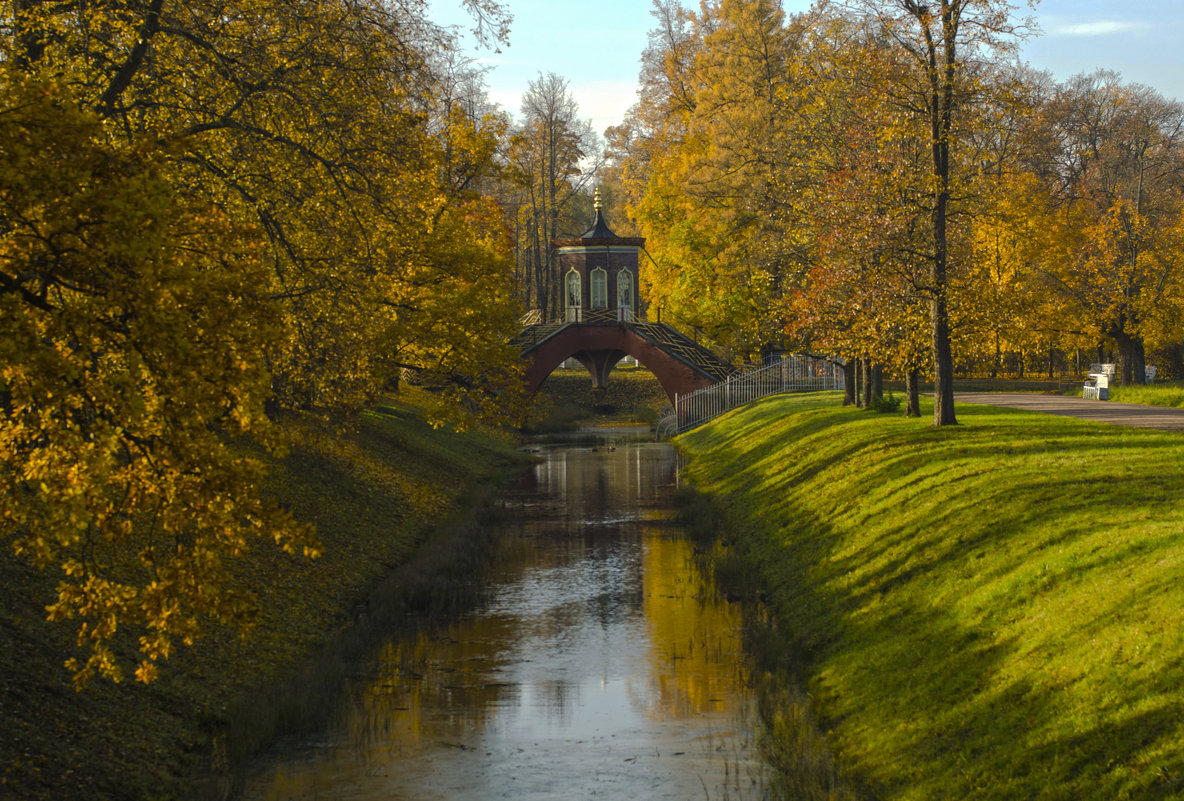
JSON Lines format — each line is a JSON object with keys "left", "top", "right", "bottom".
{"left": 673, "top": 355, "right": 844, "bottom": 433}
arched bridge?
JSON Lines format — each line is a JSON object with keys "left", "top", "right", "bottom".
{"left": 514, "top": 317, "right": 732, "bottom": 403}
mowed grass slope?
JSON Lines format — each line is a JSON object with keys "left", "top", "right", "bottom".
{"left": 678, "top": 393, "right": 1184, "bottom": 801}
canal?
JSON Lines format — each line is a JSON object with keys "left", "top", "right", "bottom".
{"left": 240, "top": 434, "right": 769, "bottom": 800}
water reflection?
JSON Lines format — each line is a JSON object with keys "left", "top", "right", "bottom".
{"left": 242, "top": 439, "right": 765, "bottom": 800}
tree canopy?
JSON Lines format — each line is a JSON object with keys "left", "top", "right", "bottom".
{"left": 12, "top": 0, "right": 1184, "bottom": 686}
{"left": 609, "top": 0, "right": 1184, "bottom": 406}
{"left": 1, "top": 0, "right": 523, "bottom": 684}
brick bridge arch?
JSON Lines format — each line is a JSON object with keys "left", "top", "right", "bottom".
{"left": 518, "top": 322, "right": 731, "bottom": 404}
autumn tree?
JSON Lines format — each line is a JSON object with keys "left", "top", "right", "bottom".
{"left": 1, "top": 0, "right": 522, "bottom": 684}
{"left": 680, "top": 0, "right": 816, "bottom": 354}
{"left": 953, "top": 67, "right": 1054, "bottom": 377}
{"left": 0, "top": 76, "right": 314, "bottom": 684}
{"left": 1034, "top": 71, "right": 1184, "bottom": 384}
{"left": 610, "top": 0, "right": 820, "bottom": 358}
{"left": 961, "top": 168, "right": 1055, "bottom": 375}
{"left": 778, "top": 13, "right": 945, "bottom": 416}
{"left": 606, "top": 1, "right": 712, "bottom": 337}
{"left": 508, "top": 72, "right": 601, "bottom": 320}
{"left": 840, "top": 0, "right": 1035, "bottom": 424}
{"left": 604, "top": 0, "right": 703, "bottom": 219}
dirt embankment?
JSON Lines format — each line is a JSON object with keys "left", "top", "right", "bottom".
{"left": 1, "top": 400, "right": 526, "bottom": 801}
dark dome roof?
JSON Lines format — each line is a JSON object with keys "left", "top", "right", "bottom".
{"left": 553, "top": 188, "right": 645, "bottom": 248}
{"left": 581, "top": 207, "right": 616, "bottom": 239}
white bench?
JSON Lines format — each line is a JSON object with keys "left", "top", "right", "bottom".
{"left": 1083, "top": 372, "right": 1109, "bottom": 400}
{"left": 1081, "top": 363, "right": 1156, "bottom": 397}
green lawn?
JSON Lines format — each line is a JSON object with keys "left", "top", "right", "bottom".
{"left": 1109, "top": 381, "right": 1184, "bottom": 408}
{"left": 678, "top": 393, "right": 1184, "bottom": 800}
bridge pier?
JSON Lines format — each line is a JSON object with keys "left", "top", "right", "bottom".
{"left": 570, "top": 349, "right": 628, "bottom": 397}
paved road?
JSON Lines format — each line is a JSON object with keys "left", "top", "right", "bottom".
{"left": 954, "top": 392, "right": 1184, "bottom": 432}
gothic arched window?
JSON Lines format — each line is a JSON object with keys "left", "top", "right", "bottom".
{"left": 565, "top": 270, "right": 582, "bottom": 322}
{"left": 591, "top": 268, "right": 608, "bottom": 308}
{"left": 616, "top": 268, "right": 635, "bottom": 321}
{"left": 617, "top": 269, "right": 634, "bottom": 309}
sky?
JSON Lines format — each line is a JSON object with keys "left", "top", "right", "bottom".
{"left": 427, "top": 0, "right": 1184, "bottom": 139}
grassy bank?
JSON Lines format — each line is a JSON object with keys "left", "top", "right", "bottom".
{"left": 524, "top": 366, "right": 671, "bottom": 432}
{"left": 0, "top": 395, "right": 525, "bottom": 801}
{"left": 678, "top": 393, "right": 1184, "bottom": 800}
{"left": 1110, "top": 381, "right": 1184, "bottom": 408}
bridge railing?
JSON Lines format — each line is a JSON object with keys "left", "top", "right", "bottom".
{"left": 528, "top": 308, "right": 648, "bottom": 326}
{"left": 580, "top": 308, "right": 623, "bottom": 325}
{"left": 673, "top": 355, "right": 844, "bottom": 433}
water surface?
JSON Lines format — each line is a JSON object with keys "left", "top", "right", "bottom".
{"left": 241, "top": 438, "right": 765, "bottom": 800}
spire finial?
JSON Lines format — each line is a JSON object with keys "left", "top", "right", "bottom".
{"left": 581, "top": 187, "right": 616, "bottom": 238}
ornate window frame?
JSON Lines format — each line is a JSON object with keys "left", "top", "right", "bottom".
{"left": 590, "top": 267, "right": 608, "bottom": 308}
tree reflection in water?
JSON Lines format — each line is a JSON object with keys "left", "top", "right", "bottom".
{"left": 241, "top": 440, "right": 768, "bottom": 801}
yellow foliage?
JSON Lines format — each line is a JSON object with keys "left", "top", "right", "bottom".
{"left": 0, "top": 77, "right": 312, "bottom": 685}
{"left": 1, "top": 0, "right": 522, "bottom": 685}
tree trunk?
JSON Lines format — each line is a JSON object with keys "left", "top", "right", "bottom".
{"left": 926, "top": 0, "right": 958, "bottom": 427}
{"left": 1166, "top": 344, "right": 1184, "bottom": 381}
{"left": 1114, "top": 331, "right": 1146, "bottom": 385}
{"left": 862, "top": 358, "right": 874, "bottom": 409}
{"left": 931, "top": 289, "right": 956, "bottom": 425}
{"left": 905, "top": 370, "right": 921, "bottom": 418}
{"left": 871, "top": 364, "right": 883, "bottom": 401}
{"left": 1116, "top": 333, "right": 1132, "bottom": 384}
{"left": 843, "top": 359, "right": 856, "bottom": 406}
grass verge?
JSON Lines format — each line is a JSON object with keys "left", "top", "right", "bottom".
{"left": 677, "top": 392, "right": 1184, "bottom": 800}
{"left": 1109, "top": 381, "right": 1184, "bottom": 408}
{"left": 524, "top": 366, "right": 671, "bottom": 433}
{"left": 0, "top": 394, "right": 526, "bottom": 801}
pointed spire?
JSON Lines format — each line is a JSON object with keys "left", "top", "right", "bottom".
{"left": 582, "top": 186, "right": 616, "bottom": 239}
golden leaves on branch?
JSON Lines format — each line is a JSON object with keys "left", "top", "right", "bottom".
{"left": 1, "top": 0, "right": 523, "bottom": 686}
{"left": 0, "top": 77, "right": 318, "bottom": 686}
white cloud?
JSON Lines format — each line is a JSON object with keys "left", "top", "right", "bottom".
{"left": 1051, "top": 20, "right": 1148, "bottom": 37}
